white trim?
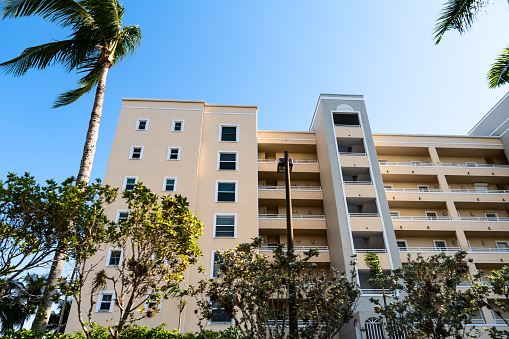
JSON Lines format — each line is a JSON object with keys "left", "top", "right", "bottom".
{"left": 434, "top": 240, "right": 448, "bottom": 249}
{"left": 217, "top": 151, "right": 238, "bottom": 171}
{"left": 106, "top": 248, "right": 123, "bottom": 267}
{"left": 115, "top": 210, "right": 130, "bottom": 223}
{"left": 215, "top": 180, "right": 238, "bottom": 203}
{"left": 204, "top": 112, "right": 256, "bottom": 115}
{"left": 123, "top": 176, "right": 138, "bottom": 191}
{"left": 171, "top": 120, "right": 185, "bottom": 132}
{"left": 96, "top": 291, "right": 115, "bottom": 312}
{"left": 373, "top": 140, "right": 503, "bottom": 146}
{"left": 129, "top": 146, "right": 144, "bottom": 160}
{"left": 496, "top": 241, "right": 509, "bottom": 249}
{"left": 135, "top": 118, "right": 149, "bottom": 131}
{"left": 257, "top": 138, "right": 317, "bottom": 141}
{"left": 167, "top": 147, "right": 181, "bottom": 160}
{"left": 210, "top": 250, "right": 220, "bottom": 279}
{"left": 425, "top": 211, "right": 439, "bottom": 220}
{"left": 219, "top": 124, "right": 239, "bottom": 142}
{"left": 213, "top": 213, "right": 237, "bottom": 238}
{"left": 124, "top": 106, "right": 202, "bottom": 111}
{"left": 162, "top": 177, "right": 177, "bottom": 192}
{"left": 469, "top": 91, "right": 509, "bottom": 134}
{"left": 396, "top": 239, "right": 408, "bottom": 249}
{"left": 484, "top": 211, "right": 499, "bottom": 220}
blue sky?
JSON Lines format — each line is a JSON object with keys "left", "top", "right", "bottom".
{"left": 1, "top": 0, "right": 509, "bottom": 183}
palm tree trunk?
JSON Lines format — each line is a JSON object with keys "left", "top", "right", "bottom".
{"left": 31, "top": 64, "right": 111, "bottom": 332}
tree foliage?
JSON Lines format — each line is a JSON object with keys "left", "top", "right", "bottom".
{"left": 195, "top": 237, "right": 359, "bottom": 339}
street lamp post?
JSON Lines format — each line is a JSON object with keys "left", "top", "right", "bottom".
{"left": 278, "top": 151, "right": 298, "bottom": 338}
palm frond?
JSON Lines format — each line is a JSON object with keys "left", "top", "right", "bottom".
{"left": 488, "top": 46, "right": 509, "bottom": 88}
{"left": 84, "top": 0, "right": 124, "bottom": 40}
{"left": 2, "top": 0, "right": 93, "bottom": 30}
{"left": 113, "top": 25, "right": 142, "bottom": 64}
{"left": 434, "top": 0, "right": 489, "bottom": 44}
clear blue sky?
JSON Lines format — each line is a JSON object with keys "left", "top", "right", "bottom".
{"left": 1, "top": 0, "right": 509, "bottom": 183}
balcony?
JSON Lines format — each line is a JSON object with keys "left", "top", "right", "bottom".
{"left": 450, "top": 189, "right": 509, "bottom": 194}
{"left": 259, "top": 245, "right": 329, "bottom": 252}
{"left": 258, "top": 159, "right": 319, "bottom": 165}
{"left": 469, "top": 247, "right": 509, "bottom": 253}
{"left": 398, "top": 246, "right": 461, "bottom": 253}
{"left": 259, "top": 214, "right": 325, "bottom": 220}
{"left": 459, "top": 217, "right": 509, "bottom": 222}
{"left": 350, "top": 213, "right": 379, "bottom": 217}
{"left": 258, "top": 185, "right": 322, "bottom": 191}
{"left": 439, "top": 162, "right": 509, "bottom": 169}
{"left": 385, "top": 187, "right": 442, "bottom": 193}
{"left": 354, "top": 249, "right": 387, "bottom": 253}
{"left": 391, "top": 216, "right": 452, "bottom": 221}
{"left": 344, "top": 181, "right": 372, "bottom": 185}
{"left": 379, "top": 161, "right": 434, "bottom": 167}
{"left": 258, "top": 159, "right": 320, "bottom": 173}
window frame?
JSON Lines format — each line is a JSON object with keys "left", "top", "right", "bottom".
{"left": 211, "top": 251, "right": 223, "bottom": 278}
{"left": 396, "top": 240, "right": 408, "bottom": 251}
{"left": 219, "top": 124, "right": 239, "bottom": 143}
{"left": 496, "top": 241, "right": 509, "bottom": 252}
{"left": 116, "top": 210, "right": 130, "bottom": 223}
{"left": 434, "top": 240, "right": 448, "bottom": 250}
{"left": 217, "top": 151, "right": 238, "bottom": 171}
{"left": 425, "top": 211, "right": 438, "bottom": 220}
{"left": 213, "top": 213, "right": 237, "bottom": 238}
{"left": 465, "top": 162, "right": 478, "bottom": 167}
{"left": 167, "top": 147, "right": 181, "bottom": 161}
{"left": 123, "top": 176, "right": 138, "bottom": 191}
{"left": 390, "top": 211, "right": 400, "bottom": 218}
{"left": 135, "top": 118, "right": 149, "bottom": 131}
{"left": 417, "top": 185, "right": 430, "bottom": 192}
{"left": 162, "top": 177, "right": 177, "bottom": 192}
{"left": 96, "top": 291, "right": 115, "bottom": 312}
{"left": 215, "top": 180, "right": 238, "bottom": 203}
{"left": 410, "top": 161, "right": 422, "bottom": 166}
{"left": 129, "top": 146, "right": 144, "bottom": 160}
{"left": 171, "top": 120, "right": 185, "bottom": 132}
{"left": 106, "top": 248, "right": 123, "bottom": 267}
{"left": 485, "top": 212, "right": 499, "bottom": 221}
{"left": 145, "top": 293, "right": 162, "bottom": 311}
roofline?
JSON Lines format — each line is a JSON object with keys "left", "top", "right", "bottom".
{"left": 309, "top": 94, "right": 365, "bottom": 131}
{"left": 468, "top": 91, "right": 509, "bottom": 134}
{"left": 373, "top": 133, "right": 501, "bottom": 138}
{"left": 122, "top": 97, "right": 258, "bottom": 109}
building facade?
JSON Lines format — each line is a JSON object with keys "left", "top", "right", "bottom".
{"left": 66, "top": 94, "right": 509, "bottom": 338}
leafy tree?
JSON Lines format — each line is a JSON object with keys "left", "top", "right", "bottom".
{"left": 0, "top": 0, "right": 142, "bottom": 329}
{"left": 195, "top": 237, "right": 359, "bottom": 339}
{"left": 364, "top": 251, "right": 488, "bottom": 339}
{"left": 68, "top": 184, "right": 203, "bottom": 339}
{"left": 434, "top": 0, "right": 509, "bottom": 88}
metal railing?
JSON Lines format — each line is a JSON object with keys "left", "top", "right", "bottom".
{"left": 469, "top": 247, "right": 509, "bottom": 253}
{"left": 494, "top": 318, "right": 509, "bottom": 325}
{"left": 450, "top": 189, "right": 509, "bottom": 194}
{"left": 391, "top": 216, "right": 452, "bottom": 221}
{"left": 258, "top": 214, "right": 326, "bottom": 220}
{"left": 344, "top": 181, "right": 372, "bottom": 185}
{"left": 354, "top": 249, "right": 387, "bottom": 253}
{"left": 459, "top": 217, "right": 509, "bottom": 222}
{"left": 335, "top": 124, "right": 361, "bottom": 127}
{"left": 349, "top": 213, "right": 379, "bottom": 217}
{"left": 398, "top": 246, "right": 461, "bottom": 253}
{"left": 258, "top": 185, "right": 322, "bottom": 191}
{"left": 378, "top": 161, "right": 434, "bottom": 166}
{"left": 268, "top": 320, "right": 308, "bottom": 327}
{"left": 258, "top": 159, "right": 319, "bottom": 164}
{"left": 470, "top": 318, "right": 486, "bottom": 325}
{"left": 360, "top": 289, "right": 395, "bottom": 295}
{"left": 339, "top": 152, "right": 366, "bottom": 156}
{"left": 259, "top": 245, "right": 329, "bottom": 252}
{"left": 385, "top": 187, "right": 442, "bottom": 192}
{"left": 439, "top": 162, "right": 509, "bottom": 168}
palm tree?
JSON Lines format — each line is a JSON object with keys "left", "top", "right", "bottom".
{"left": 1, "top": 0, "right": 142, "bottom": 331}
{"left": 433, "top": 0, "right": 509, "bottom": 88}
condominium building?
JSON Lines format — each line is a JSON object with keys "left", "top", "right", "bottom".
{"left": 66, "top": 93, "right": 509, "bottom": 338}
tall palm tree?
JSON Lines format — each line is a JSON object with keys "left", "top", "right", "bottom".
{"left": 434, "top": 0, "right": 509, "bottom": 88}
{"left": 1, "top": 0, "right": 142, "bottom": 331}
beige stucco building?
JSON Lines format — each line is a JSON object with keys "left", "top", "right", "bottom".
{"left": 66, "top": 93, "right": 509, "bottom": 338}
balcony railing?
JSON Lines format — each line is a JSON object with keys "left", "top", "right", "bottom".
{"left": 344, "top": 181, "right": 373, "bottom": 185}
{"left": 258, "top": 159, "right": 319, "bottom": 164}
{"left": 459, "top": 217, "right": 509, "bottom": 222}
{"left": 339, "top": 152, "right": 366, "bottom": 156}
{"left": 494, "top": 318, "right": 509, "bottom": 325}
{"left": 398, "top": 246, "right": 461, "bottom": 253}
{"left": 439, "top": 162, "right": 509, "bottom": 169}
{"left": 349, "top": 213, "right": 379, "bottom": 217}
{"left": 335, "top": 124, "right": 361, "bottom": 127}
{"left": 258, "top": 214, "right": 326, "bottom": 220}
{"left": 469, "top": 247, "right": 509, "bottom": 253}
{"left": 378, "top": 161, "right": 434, "bottom": 166}
{"left": 450, "top": 189, "right": 509, "bottom": 194}
{"left": 259, "top": 245, "right": 329, "bottom": 252}
{"left": 391, "top": 216, "right": 452, "bottom": 221}
{"left": 354, "top": 249, "right": 387, "bottom": 253}
{"left": 360, "top": 289, "right": 395, "bottom": 295}
{"left": 258, "top": 185, "right": 322, "bottom": 191}
{"left": 385, "top": 188, "right": 442, "bottom": 192}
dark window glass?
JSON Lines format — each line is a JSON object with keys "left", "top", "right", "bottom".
{"left": 138, "top": 120, "right": 147, "bottom": 130}
{"left": 215, "top": 215, "right": 235, "bottom": 237}
{"left": 221, "top": 126, "right": 237, "bottom": 141}
{"left": 219, "top": 153, "right": 236, "bottom": 170}
{"left": 99, "top": 294, "right": 113, "bottom": 311}
{"left": 108, "top": 250, "right": 122, "bottom": 266}
{"left": 217, "top": 183, "right": 236, "bottom": 201}
{"left": 125, "top": 178, "right": 136, "bottom": 191}
{"left": 165, "top": 179, "right": 175, "bottom": 191}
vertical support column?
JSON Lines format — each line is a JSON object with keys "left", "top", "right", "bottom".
{"left": 437, "top": 174, "right": 450, "bottom": 192}
{"left": 446, "top": 200, "right": 459, "bottom": 220}
{"left": 428, "top": 146, "right": 441, "bottom": 165}
{"left": 455, "top": 229, "right": 470, "bottom": 251}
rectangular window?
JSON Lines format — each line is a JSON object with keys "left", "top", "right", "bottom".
{"left": 218, "top": 152, "right": 237, "bottom": 170}
{"left": 410, "top": 161, "right": 422, "bottom": 166}
{"left": 172, "top": 120, "right": 184, "bottom": 132}
{"left": 485, "top": 212, "right": 499, "bottom": 221}
{"left": 396, "top": 240, "right": 408, "bottom": 251}
{"left": 378, "top": 160, "right": 388, "bottom": 165}
{"left": 210, "top": 301, "right": 232, "bottom": 323}
{"left": 123, "top": 177, "right": 138, "bottom": 191}
{"left": 220, "top": 125, "right": 238, "bottom": 142}
{"left": 418, "top": 185, "right": 429, "bottom": 192}
{"left": 474, "top": 183, "right": 489, "bottom": 192}
{"left": 465, "top": 162, "right": 478, "bottom": 167}
{"left": 96, "top": 292, "right": 114, "bottom": 312}
{"left": 216, "top": 182, "right": 237, "bottom": 202}
{"left": 390, "top": 211, "right": 400, "bottom": 218}
{"left": 116, "top": 210, "right": 129, "bottom": 223}
{"left": 163, "top": 177, "right": 177, "bottom": 192}
{"left": 425, "top": 211, "right": 438, "bottom": 220}
{"left": 214, "top": 214, "right": 236, "bottom": 238}
{"left": 384, "top": 185, "right": 393, "bottom": 190}
{"left": 145, "top": 294, "right": 160, "bottom": 310}
{"left": 167, "top": 147, "right": 181, "bottom": 160}
{"left": 212, "top": 252, "right": 223, "bottom": 278}
{"left": 130, "top": 146, "right": 143, "bottom": 159}
{"left": 136, "top": 119, "right": 149, "bottom": 131}
{"left": 107, "top": 248, "right": 123, "bottom": 266}
{"left": 496, "top": 241, "right": 509, "bottom": 252}
{"left": 434, "top": 240, "right": 447, "bottom": 250}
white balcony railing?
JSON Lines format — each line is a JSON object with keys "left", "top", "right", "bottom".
{"left": 339, "top": 152, "right": 366, "bottom": 156}
{"left": 398, "top": 247, "right": 461, "bottom": 253}
{"left": 494, "top": 318, "right": 509, "bottom": 325}
{"left": 344, "top": 181, "right": 373, "bottom": 185}
{"left": 335, "top": 124, "right": 361, "bottom": 127}
{"left": 258, "top": 185, "right": 322, "bottom": 191}
{"left": 459, "top": 217, "right": 509, "bottom": 222}
{"left": 391, "top": 216, "right": 452, "bottom": 221}
{"left": 259, "top": 245, "right": 329, "bottom": 252}
{"left": 450, "top": 189, "right": 509, "bottom": 194}
{"left": 354, "top": 249, "right": 387, "bottom": 253}
{"left": 469, "top": 247, "right": 509, "bottom": 253}
{"left": 385, "top": 188, "right": 442, "bottom": 192}
{"left": 360, "top": 289, "right": 395, "bottom": 295}
{"left": 349, "top": 213, "right": 379, "bottom": 217}
{"left": 258, "top": 159, "right": 319, "bottom": 164}
{"left": 378, "top": 161, "right": 434, "bottom": 166}
{"left": 439, "top": 162, "right": 509, "bottom": 169}
{"left": 258, "top": 214, "right": 326, "bottom": 220}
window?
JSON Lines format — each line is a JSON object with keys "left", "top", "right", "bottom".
{"left": 396, "top": 240, "right": 408, "bottom": 251}
{"left": 425, "top": 211, "right": 438, "bottom": 220}
{"left": 216, "top": 181, "right": 237, "bottom": 202}
{"left": 434, "top": 240, "right": 447, "bottom": 251}
{"left": 172, "top": 120, "right": 184, "bottom": 132}
{"left": 123, "top": 177, "right": 138, "bottom": 191}
{"left": 474, "top": 183, "right": 489, "bottom": 192}
{"left": 210, "top": 301, "right": 232, "bottom": 324}
{"left": 212, "top": 252, "right": 223, "bottom": 278}
{"left": 378, "top": 160, "right": 388, "bottom": 165}
{"left": 390, "top": 211, "right": 400, "bottom": 218}
{"left": 384, "top": 185, "right": 393, "bottom": 190}
{"left": 106, "top": 248, "right": 123, "bottom": 266}
{"left": 496, "top": 241, "right": 509, "bottom": 252}
{"left": 145, "top": 294, "right": 161, "bottom": 310}
{"left": 365, "top": 318, "right": 385, "bottom": 339}
{"left": 136, "top": 119, "right": 149, "bottom": 131}
{"left": 214, "top": 214, "right": 236, "bottom": 238}
{"left": 163, "top": 177, "right": 177, "bottom": 192}
{"left": 418, "top": 185, "right": 429, "bottom": 192}
{"left": 219, "top": 125, "right": 238, "bottom": 142}
{"left": 485, "top": 212, "right": 499, "bottom": 221}
{"left": 96, "top": 292, "right": 114, "bottom": 312}
{"left": 465, "top": 162, "right": 478, "bottom": 167}
{"left": 218, "top": 152, "right": 237, "bottom": 170}
{"left": 116, "top": 210, "right": 129, "bottom": 223}
{"left": 129, "top": 146, "right": 143, "bottom": 159}
{"left": 410, "top": 161, "right": 422, "bottom": 166}
{"left": 167, "top": 147, "right": 181, "bottom": 160}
